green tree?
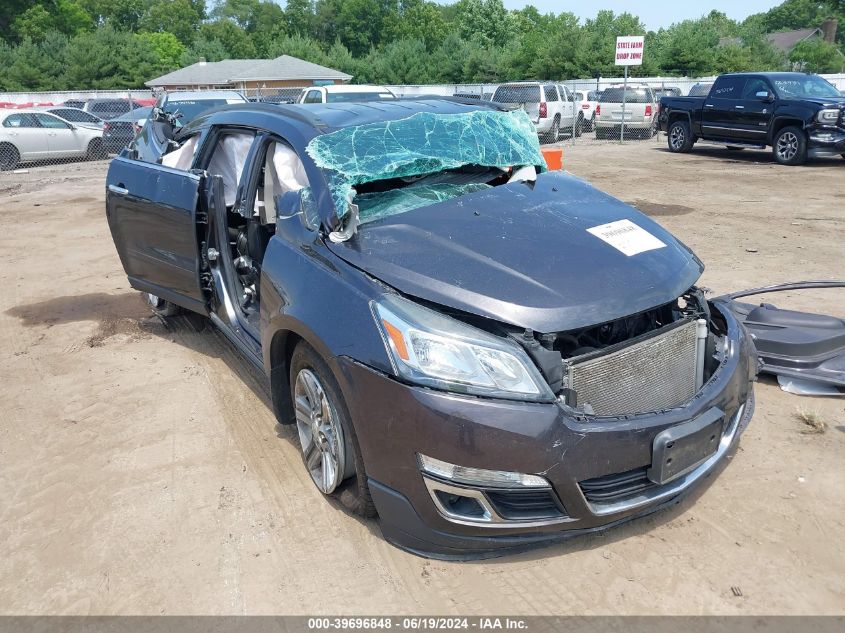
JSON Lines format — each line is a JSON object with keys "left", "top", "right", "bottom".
{"left": 138, "top": 31, "right": 187, "bottom": 73}
{"left": 454, "top": 0, "right": 514, "bottom": 48}
{"left": 62, "top": 26, "right": 159, "bottom": 88}
{"left": 139, "top": 0, "right": 202, "bottom": 45}
{"left": 266, "top": 33, "right": 329, "bottom": 65}
{"left": 199, "top": 20, "right": 257, "bottom": 57}
{"left": 12, "top": 0, "right": 92, "bottom": 41}
{"left": 4, "top": 33, "right": 69, "bottom": 90}
{"left": 180, "top": 36, "right": 230, "bottom": 65}
{"left": 789, "top": 38, "right": 845, "bottom": 71}
{"left": 385, "top": 1, "right": 447, "bottom": 51}
{"left": 284, "top": 0, "right": 315, "bottom": 37}
{"left": 361, "top": 37, "right": 430, "bottom": 83}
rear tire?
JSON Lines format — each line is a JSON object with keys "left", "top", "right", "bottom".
{"left": 773, "top": 126, "right": 807, "bottom": 166}
{"left": 542, "top": 117, "right": 560, "bottom": 144}
{"left": 87, "top": 138, "right": 107, "bottom": 160}
{"left": 667, "top": 120, "right": 694, "bottom": 153}
{"left": 145, "top": 293, "right": 182, "bottom": 317}
{"left": 290, "top": 341, "right": 377, "bottom": 518}
{"left": 0, "top": 143, "right": 19, "bottom": 171}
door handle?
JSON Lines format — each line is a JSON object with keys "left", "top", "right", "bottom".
{"left": 735, "top": 105, "right": 745, "bottom": 109}
{"left": 704, "top": 104, "right": 714, "bottom": 108}
{"left": 108, "top": 184, "right": 129, "bottom": 195}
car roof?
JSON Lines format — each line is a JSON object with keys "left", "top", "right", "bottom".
{"left": 162, "top": 90, "right": 247, "bottom": 101}
{"left": 110, "top": 107, "right": 153, "bottom": 121}
{"left": 312, "top": 85, "right": 392, "bottom": 93}
{"left": 186, "top": 98, "right": 504, "bottom": 136}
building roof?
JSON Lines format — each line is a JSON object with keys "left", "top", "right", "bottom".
{"left": 146, "top": 55, "right": 352, "bottom": 87}
{"left": 766, "top": 28, "right": 821, "bottom": 53}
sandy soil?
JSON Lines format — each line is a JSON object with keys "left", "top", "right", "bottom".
{"left": 0, "top": 143, "right": 843, "bottom": 615}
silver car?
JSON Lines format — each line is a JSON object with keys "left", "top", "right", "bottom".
{"left": 492, "top": 82, "right": 577, "bottom": 143}
{"left": 594, "top": 85, "right": 658, "bottom": 139}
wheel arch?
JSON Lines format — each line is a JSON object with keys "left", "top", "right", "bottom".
{"left": 769, "top": 117, "right": 805, "bottom": 144}
{"left": 0, "top": 141, "right": 20, "bottom": 169}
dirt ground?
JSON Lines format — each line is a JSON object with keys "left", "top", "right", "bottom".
{"left": 0, "top": 141, "right": 843, "bottom": 615}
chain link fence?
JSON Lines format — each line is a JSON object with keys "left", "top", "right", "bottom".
{"left": 3, "top": 73, "right": 843, "bottom": 191}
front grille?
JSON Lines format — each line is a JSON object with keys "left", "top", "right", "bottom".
{"left": 485, "top": 488, "right": 567, "bottom": 521}
{"left": 579, "top": 467, "right": 656, "bottom": 503}
{"left": 564, "top": 318, "right": 701, "bottom": 416}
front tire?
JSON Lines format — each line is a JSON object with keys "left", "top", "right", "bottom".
{"left": 290, "top": 342, "right": 376, "bottom": 517}
{"left": 667, "top": 120, "right": 694, "bottom": 153}
{"left": 145, "top": 293, "right": 182, "bottom": 317}
{"left": 575, "top": 114, "right": 583, "bottom": 137}
{"left": 0, "top": 143, "right": 20, "bottom": 171}
{"left": 87, "top": 138, "right": 107, "bottom": 160}
{"left": 773, "top": 126, "right": 807, "bottom": 165}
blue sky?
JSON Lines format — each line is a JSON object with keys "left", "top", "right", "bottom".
{"left": 484, "top": 1, "right": 781, "bottom": 31}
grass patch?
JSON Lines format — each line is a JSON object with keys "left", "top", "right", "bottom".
{"left": 794, "top": 408, "right": 827, "bottom": 434}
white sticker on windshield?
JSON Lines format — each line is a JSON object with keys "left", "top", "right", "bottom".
{"left": 587, "top": 219, "right": 666, "bottom": 256}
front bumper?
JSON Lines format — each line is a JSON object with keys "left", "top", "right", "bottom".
{"left": 807, "top": 127, "right": 845, "bottom": 157}
{"left": 595, "top": 120, "right": 652, "bottom": 130}
{"left": 335, "top": 307, "right": 756, "bottom": 559}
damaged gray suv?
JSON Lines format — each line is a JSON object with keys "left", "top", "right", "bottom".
{"left": 105, "top": 99, "right": 756, "bottom": 558}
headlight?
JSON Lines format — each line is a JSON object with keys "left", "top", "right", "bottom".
{"left": 817, "top": 109, "right": 840, "bottom": 123}
{"left": 372, "top": 295, "right": 554, "bottom": 402}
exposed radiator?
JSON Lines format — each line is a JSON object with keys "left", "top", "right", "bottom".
{"left": 564, "top": 318, "right": 707, "bottom": 416}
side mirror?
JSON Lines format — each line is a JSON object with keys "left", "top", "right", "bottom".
{"left": 755, "top": 90, "right": 774, "bottom": 102}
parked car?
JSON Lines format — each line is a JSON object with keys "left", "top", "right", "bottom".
{"left": 42, "top": 107, "right": 104, "bottom": 129}
{"left": 491, "top": 82, "right": 578, "bottom": 142}
{"left": 154, "top": 90, "right": 249, "bottom": 126}
{"left": 653, "top": 87, "right": 682, "bottom": 99}
{"left": 298, "top": 85, "right": 396, "bottom": 104}
{"left": 105, "top": 99, "right": 755, "bottom": 558}
{"left": 573, "top": 89, "right": 600, "bottom": 131}
{"left": 659, "top": 72, "right": 845, "bottom": 165}
{"left": 79, "top": 98, "right": 145, "bottom": 120}
{"left": 687, "top": 83, "right": 713, "bottom": 97}
{"left": 102, "top": 107, "right": 153, "bottom": 152}
{"left": 594, "top": 84, "right": 659, "bottom": 139}
{"left": 132, "top": 90, "right": 249, "bottom": 163}
{"left": 0, "top": 109, "right": 106, "bottom": 170}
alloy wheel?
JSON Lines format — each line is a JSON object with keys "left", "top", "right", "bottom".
{"left": 669, "top": 125, "right": 685, "bottom": 150}
{"left": 776, "top": 132, "right": 798, "bottom": 162}
{"left": 294, "top": 368, "right": 346, "bottom": 494}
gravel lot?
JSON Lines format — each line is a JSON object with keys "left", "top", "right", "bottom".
{"left": 1, "top": 141, "right": 843, "bottom": 615}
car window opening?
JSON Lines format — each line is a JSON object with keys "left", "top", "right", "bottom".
{"left": 305, "top": 109, "right": 547, "bottom": 237}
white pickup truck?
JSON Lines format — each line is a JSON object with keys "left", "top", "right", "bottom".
{"left": 298, "top": 85, "right": 396, "bottom": 104}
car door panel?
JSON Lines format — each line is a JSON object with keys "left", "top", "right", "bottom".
{"left": 4, "top": 114, "right": 50, "bottom": 159}
{"left": 735, "top": 79, "right": 773, "bottom": 142}
{"left": 35, "top": 114, "right": 81, "bottom": 156}
{"left": 701, "top": 77, "right": 747, "bottom": 139}
{"left": 105, "top": 156, "right": 207, "bottom": 312}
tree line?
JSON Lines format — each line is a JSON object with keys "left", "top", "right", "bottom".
{"left": 0, "top": 0, "right": 843, "bottom": 92}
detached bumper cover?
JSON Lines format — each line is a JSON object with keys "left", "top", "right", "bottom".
{"left": 334, "top": 306, "right": 756, "bottom": 558}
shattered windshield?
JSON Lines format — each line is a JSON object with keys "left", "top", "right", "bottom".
{"left": 305, "top": 108, "right": 546, "bottom": 221}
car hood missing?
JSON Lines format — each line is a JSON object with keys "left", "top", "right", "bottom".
{"left": 327, "top": 171, "right": 704, "bottom": 332}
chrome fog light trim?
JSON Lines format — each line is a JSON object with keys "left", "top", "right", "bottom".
{"left": 422, "top": 477, "right": 571, "bottom": 528}
{"left": 417, "top": 453, "right": 550, "bottom": 488}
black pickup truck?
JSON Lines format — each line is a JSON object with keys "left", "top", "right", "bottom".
{"left": 658, "top": 72, "right": 845, "bottom": 165}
